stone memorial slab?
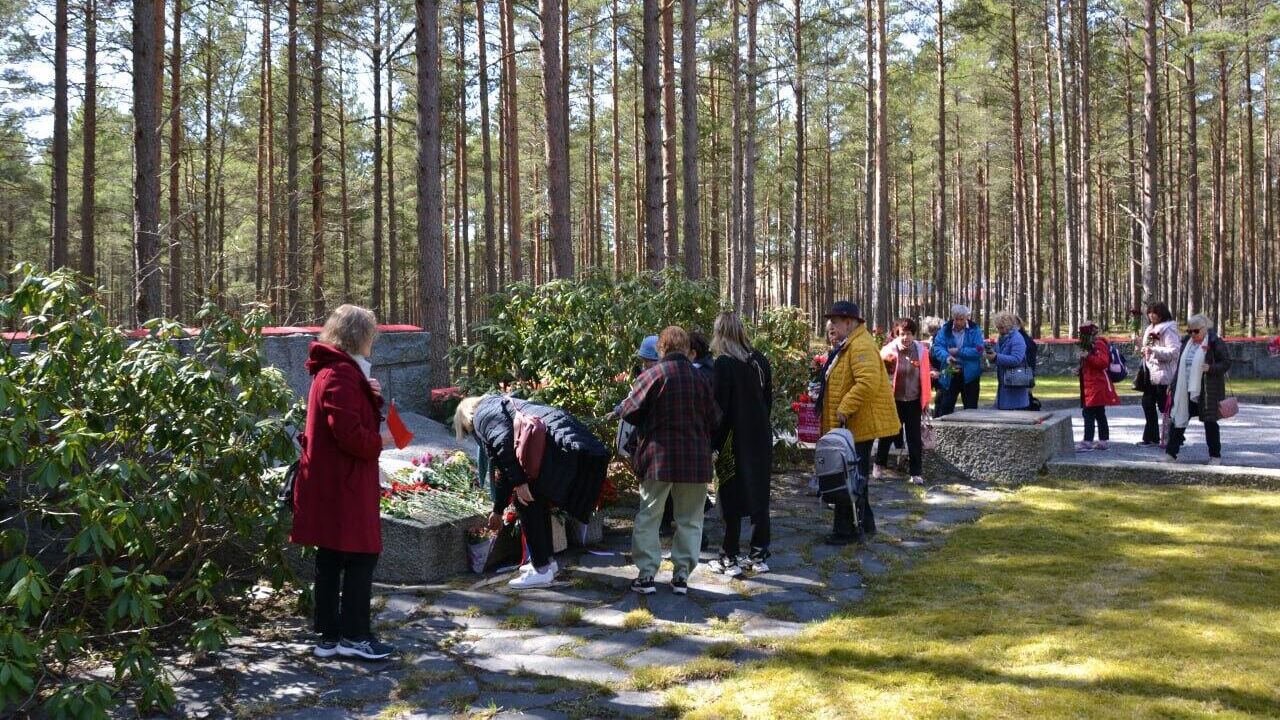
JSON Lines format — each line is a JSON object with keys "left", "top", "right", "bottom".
{"left": 924, "top": 408, "right": 1073, "bottom": 484}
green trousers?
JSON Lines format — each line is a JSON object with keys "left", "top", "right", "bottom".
{"left": 632, "top": 478, "right": 706, "bottom": 581}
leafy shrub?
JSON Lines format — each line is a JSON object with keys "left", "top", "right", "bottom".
{"left": 749, "top": 305, "right": 812, "bottom": 434}
{"left": 0, "top": 265, "right": 301, "bottom": 717}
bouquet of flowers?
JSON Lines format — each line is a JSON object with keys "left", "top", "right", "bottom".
{"left": 381, "top": 451, "right": 489, "bottom": 520}
{"left": 465, "top": 524, "right": 496, "bottom": 573}
{"left": 1268, "top": 336, "right": 1280, "bottom": 358}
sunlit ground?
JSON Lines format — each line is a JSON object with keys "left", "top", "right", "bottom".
{"left": 679, "top": 483, "right": 1280, "bottom": 719}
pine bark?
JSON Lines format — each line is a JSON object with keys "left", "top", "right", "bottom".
{"left": 661, "top": 0, "right": 678, "bottom": 266}
{"left": 501, "top": 0, "right": 523, "bottom": 281}
{"left": 1184, "top": 0, "right": 1200, "bottom": 315}
{"left": 371, "top": 0, "right": 384, "bottom": 315}
{"left": 311, "top": 0, "right": 325, "bottom": 320}
{"left": 1140, "top": 0, "right": 1159, "bottom": 305}
{"left": 934, "top": 0, "right": 946, "bottom": 313}
{"left": 477, "top": 0, "right": 497, "bottom": 296}
{"left": 871, "top": 0, "right": 889, "bottom": 330}
{"left": 789, "top": 0, "right": 803, "bottom": 307}
{"left": 416, "top": 0, "right": 447, "bottom": 384}
{"left": 79, "top": 0, "right": 97, "bottom": 279}
{"left": 611, "top": 0, "right": 623, "bottom": 278}
{"left": 285, "top": 0, "right": 301, "bottom": 320}
{"left": 541, "top": 0, "right": 574, "bottom": 278}
{"left": 171, "top": 0, "right": 185, "bottom": 315}
{"left": 133, "top": 0, "right": 165, "bottom": 324}
{"left": 52, "top": 0, "right": 69, "bottom": 269}
{"left": 742, "top": 0, "right": 758, "bottom": 317}
{"left": 680, "top": 0, "right": 701, "bottom": 277}
{"left": 255, "top": 0, "right": 266, "bottom": 301}
{"left": 642, "top": 0, "right": 664, "bottom": 271}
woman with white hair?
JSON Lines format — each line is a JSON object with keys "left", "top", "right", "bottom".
{"left": 1162, "top": 314, "right": 1232, "bottom": 465}
{"left": 985, "top": 311, "right": 1030, "bottom": 411}
{"left": 929, "top": 304, "right": 985, "bottom": 416}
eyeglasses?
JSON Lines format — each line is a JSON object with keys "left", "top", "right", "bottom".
{"left": 1188, "top": 328, "right": 1204, "bottom": 335}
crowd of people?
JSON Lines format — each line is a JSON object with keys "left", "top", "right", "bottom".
{"left": 286, "top": 297, "right": 1235, "bottom": 660}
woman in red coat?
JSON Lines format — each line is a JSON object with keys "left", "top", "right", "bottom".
{"left": 291, "top": 304, "right": 394, "bottom": 660}
{"left": 1076, "top": 321, "right": 1120, "bottom": 451}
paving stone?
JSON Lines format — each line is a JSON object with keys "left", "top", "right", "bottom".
{"left": 318, "top": 672, "right": 400, "bottom": 704}
{"left": 574, "top": 631, "right": 650, "bottom": 660}
{"left": 826, "top": 569, "right": 863, "bottom": 590}
{"left": 167, "top": 678, "right": 230, "bottom": 719}
{"left": 471, "top": 689, "right": 583, "bottom": 712}
{"left": 229, "top": 659, "right": 327, "bottom": 707}
{"left": 854, "top": 550, "right": 889, "bottom": 577}
{"left": 741, "top": 616, "right": 807, "bottom": 639}
{"left": 468, "top": 653, "right": 630, "bottom": 685}
{"left": 810, "top": 543, "right": 850, "bottom": 563}
{"left": 601, "top": 690, "right": 667, "bottom": 718}
{"left": 500, "top": 586, "right": 614, "bottom": 605}
{"left": 834, "top": 587, "right": 868, "bottom": 604}
{"left": 491, "top": 710, "right": 571, "bottom": 720}
{"left": 399, "top": 649, "right": 459, "bottom": 675}
{"left": 786, "top": 599, "right": 839, "bottom": 622}
{"left": 273, "top": 707, "right": 355, "bottom": 720}
{"left": 462, "top": 632, "right": 577, "bottom": 657}
{"left": 622, "top": 635, "right": 721, "bottom": 668}
{"left": 569, "top": 564, "right": 636, "bottom": 589}
{"left": 709, "top": 599, "right": 763, "bottom": 620}
{"left": 428, "top": 589, "right": 513, "bottom": 616}
{"left": 377, "top": 593, "right": 428, "bottom": 624}
{"left": 641, "top": 593, "right": 711, "bottom": 624}
{"left": 685, "top": 573, "right": 744, "bottom": 598}
{"left": 507, "top": 600, "right": 579, "bottom": 627}
{"left": 406, "top": 676, "right": 481, "bottom": 708}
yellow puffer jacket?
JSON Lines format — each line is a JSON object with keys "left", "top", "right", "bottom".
{"left": 820, "top": 324, "right": 901, "bottom": 442}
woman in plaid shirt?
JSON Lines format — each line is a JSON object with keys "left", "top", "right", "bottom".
{"left": 614, "top": 326, "right": 722, "bottom": 595}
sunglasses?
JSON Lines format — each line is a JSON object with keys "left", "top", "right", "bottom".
{"left": 1188, "top": 328, "right": 1204, "bottom": 334}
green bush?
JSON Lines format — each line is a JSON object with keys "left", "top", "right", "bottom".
{"left": 451, "top": 271, "right": 814, "bottom": 436}
{"left": 0, "top": 265, "right": 302, "bottom": 717}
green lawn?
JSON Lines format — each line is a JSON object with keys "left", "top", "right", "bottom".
{"left": 680, "top": 483, "right": 1280, "bottom": 719}
{"left": 976, "top": 375, "right": 1280, "bottom": 404}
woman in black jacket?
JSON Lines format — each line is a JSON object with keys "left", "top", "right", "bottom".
{"left": 706, "top": 313, "right": 775, "bottom": 576}
{"left": 1163, "top": 314, "right": 1232, "bottom": 464}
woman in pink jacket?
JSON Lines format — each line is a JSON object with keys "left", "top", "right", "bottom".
{"left": 873, "top": 318, "right": 933, "bottom": 485}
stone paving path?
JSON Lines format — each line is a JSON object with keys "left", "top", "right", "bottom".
{"left": 1053, "top": 403, "right": 1280, "bottom": 469}
{"left": 147, "top": 473, "right": 1003, "bottom": 720}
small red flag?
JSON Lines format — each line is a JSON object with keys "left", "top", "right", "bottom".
{"left": 387, "top": 402, "right": 414, "bottom": 449}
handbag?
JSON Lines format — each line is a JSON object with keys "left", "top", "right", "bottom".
{"left": 1003, "top": 366, "right": 1035, "bottom": 388}
{"left": 1218, "top": 397, "right": 1239, "bottom": 419}
{"left": 513, "top": 409, "right": 548, "bottom": 481}
{"left": 920, "top": 410, "right": 937, "bottom": 451}
{"left": 1133, "top": 364, "right": 1152, "bottom": 393}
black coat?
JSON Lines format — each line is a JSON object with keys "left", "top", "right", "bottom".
{"left": 712, "top": 351, "right": 774, "bottom": 517}
{"left": 1179, "top": 332, "right": 1232, "bottom": 422}
{"left": 473, "top": 394, "right": 610, "bottom": 523}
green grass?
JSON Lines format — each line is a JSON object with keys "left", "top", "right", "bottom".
{"left": 977, "top": 374, "right": 1279, "bottom": 404}
{"left": 622, "top": 608, "right": 655, "bottom": 630}
{"left": 685, "top": 483, "right": 1280, "bottom": 719}
{"left": 499, "top": 613, "right": 538, "bottom": 630}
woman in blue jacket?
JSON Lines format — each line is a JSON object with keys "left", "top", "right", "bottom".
{"left": 930, "top": 304, "right": 985, "bottom": 416}
{"left": 986, "top": 311, "right": 1030, "bottom": 410}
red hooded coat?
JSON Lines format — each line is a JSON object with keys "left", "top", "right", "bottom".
{"left": 1079, "top": 337, "right": 1120, "bottom": 409}
{"left": 290, "top": 342, "right": 385, "bottom": 553}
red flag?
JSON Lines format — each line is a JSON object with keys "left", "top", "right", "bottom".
{"left": 387, "top": 402, "right": 414, "bottom": 449}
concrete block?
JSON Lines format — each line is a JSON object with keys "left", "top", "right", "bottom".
{"left": 375, "top": 512, "right": 486, "bottom": 584}
{"left": 922, "top": 409, "right": 1073, "bottom": 485}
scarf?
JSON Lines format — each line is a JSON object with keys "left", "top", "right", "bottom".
{"left": 1171, "top": 339, "right": 1207, "bottom": 429}
{"left": 348, "top": 352, "right": 373, "bottom": 379}
{"left": 814, "top": 339, "right": 847, "bottom": 417}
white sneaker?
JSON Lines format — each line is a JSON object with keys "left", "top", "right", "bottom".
{"left": 1206, "top": 457, "right": 1222, "bottom": 466}
{"left": 1094, "top": 440, "right": 1109, "bottom": 451}
{"left": 519, "top": 558, "right": 558, "bottom": 575}
{"left": 1075, "top": 441, "right": 1095, "bottom": 452}
{"left": 872, "top": 465, "right": 884, "bottom": 480}
{"left": 909, "top": 475, "right": 925, "bottom": 485}
{"left": 1159, "top": 454, "right": 1178, "bottom": 463}
{"left": 508, "top": 565, "right": 555, "bottom": 589}
{"left": 709, "top": 555, "right": 744, "bottom": 578}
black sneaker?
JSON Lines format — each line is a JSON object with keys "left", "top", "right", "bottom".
{"left": 823, "top": 534, "right": 855, "bottom": 546}
{"left": 671, "top": 578, "right": 688, "bottom": 595}
{"left": 747, "top": 548, "right": 771, "bottom": 574}
{"left": 337, "top": 638, "right": 395, "bottom": 660}
{"left": 631, "top": 577, "right": 657, "bottom": 595}
{"left": 313, "top": 639, "right": 339, "bottom": 658}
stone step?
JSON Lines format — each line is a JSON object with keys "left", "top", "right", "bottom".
{"left": 1047, "top": 458, "right": 1280, "bottom": 490}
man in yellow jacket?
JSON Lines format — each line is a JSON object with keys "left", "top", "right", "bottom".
{"left": 815, "top": 301, "right": 900, "bottom": 544}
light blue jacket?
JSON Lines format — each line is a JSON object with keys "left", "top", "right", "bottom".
{"left": 993, "top": 329, "right": 1030, "bottom": 410}
{"left": 930, "top": 320, "right": 985, "bottom": 388}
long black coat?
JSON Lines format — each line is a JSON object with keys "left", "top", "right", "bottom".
{"left": 473, "top": 394, "right": 610, "bottom": 523}
{"left": 1179, "top": 332, "right": 1232, "bottom": 422}
{"left": 712, "top": 351, "right": 774, "bottom": 517}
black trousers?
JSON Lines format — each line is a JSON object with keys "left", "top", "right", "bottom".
{"left": 1141, "top": 384, "right": 1170, "bottom": 444}
{"left": 935, "top": 378, "right": 980, "bottom": 417}
{"left": 722, "top": 508, "right": 771, "bottom": 558}
{"left": 1082, "top": 406, "right": 1110, "bottom": 442}
{"left": 876, "top": 400, "right": 923, "bottom": 476}
{"left": 518, "top": 494, "right": 554, "bottom": 568}
{"left": 1167, "top": 401, "right": 1222, "bottom": 459}
{"left": 833, "top": 439, "right": 876, "bottom": 539}
{"left": 314, "top": 548, "right": 379, "bottom": 642}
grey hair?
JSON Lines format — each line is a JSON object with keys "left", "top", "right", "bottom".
{"left": 319, "top": 304, "right": 378, "bottom": 354}
{"left": 711, "top": 312, "right": 752, "bottom": 362}
{"left": 991, "top": 311, "right": 1018, "bottom": 330}
{"left": 1187, "top": 313, "right": 1212, "bottom": 330}
{"left": 950, "top": 304, "right": 971, "bottom": 318}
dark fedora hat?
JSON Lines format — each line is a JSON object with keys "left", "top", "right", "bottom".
{"left": 824, "top": 300, "right": 863, "bottom": 321}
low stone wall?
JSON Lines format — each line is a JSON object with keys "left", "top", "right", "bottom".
{"left": 1034, "top": 339, "right": 1280, "bottom": 380}
{"left": 262, "top": 330, "right": 434, "bottom": 416}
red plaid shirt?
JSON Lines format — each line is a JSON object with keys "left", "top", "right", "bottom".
{"left": 618, "top": 353, "right": 721, "bottom": 484}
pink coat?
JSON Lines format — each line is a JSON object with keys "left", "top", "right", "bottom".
{"left": 880, "top": 339, "right": 933, "bottom": 410}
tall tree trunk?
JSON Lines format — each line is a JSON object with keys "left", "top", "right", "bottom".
{"left": 203, "top": 11, "right": 213, "bottom": 302}
{"left": 311, "top": 0, "right": 325, "bottom": 320}
{"left": 1010, "top": 2, "right": 1028, "bottom": 322}
{"left": 52, "top": 0, "right": 69, "bottom": 269}
{"left": 372, "top": 0, "right": 384, "bottom": 315}
{"left": 642, "top": 0, "right": 664, "bottom": 271}
{"left": 388, "top": 59, "right": 400, "bottom": 322}
{"left": 729, "top": 0, "right": 743, "bottom": 306}
{"left": 457, "top": 7, "right": 471, "bottom": 335}
{"left": 871, "top": 0, "right": 889, "bottom": 330}
{"left": 80, "top": 0, "right": 97, "bottom": 279}
{"left": 611, "top": 0, "right": 623, "bottom": 278}
{"left": 742, "top": 0, "right": 758, "bottom": 317}
{"left": 286, "top": 0, "right": 301, "bottom": 320}
{"left": 1076, "top": 0, "right": 1093, "bottom": 321}
{"left": 171, "top": 0, "right": 185, "bottom": 315}
{"left": 709, "top": 65, "right": 721, "bottom": 288}
{"left": 935, "top": 0, "right": 946, "bottom": 314}
{"left": 862, "top": 0, "right": 874, "bottom": 313}
{"left": 477, "top": 0, "right": 497, "bottom": 297}
{"left": 540, "top": 0, "right": 573, "bottom": 278}
{"left": 1241, "top": 28, "right": 1256, "bottom": 334}
{"left": 1263, "top": 45, "right": 1274, "bottom": 326}
{"left": 417, "top": 0, "right": 447, "bottom": 384}
{"left": 338, "top": 60, "right": 352, "bottom": 302}
{"left": 255, "top": 0, "right": 266, "bottom": 301}
{"left": 133, "top": 0, "right": 165, "bottom": 324}
{"left": 661, "top": 0, "right": 678, "bottom": 266}
{"left": 789, "top": 0, "right": 803, "bottom": 307}
{"left": 1212, "top": 0, "right": 1226, "bottom": 326}
{"left": 680, "top": 0, "right": 701, "bottom": 278}
{"left": 501, "top": 0, "right": 523, "bottom": 280}
{"left": 1054, "top": 0, "right": 1079, "bottom": 328}
{"left": 1184, "top": 0, "right": 1200, "bottom": 315}
{"left": 1140, "top": 0, "right": 1159, "bottom": 305}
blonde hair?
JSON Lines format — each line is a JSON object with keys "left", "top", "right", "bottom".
{"left": 711, "top": 312, "right": 751, "bottom": 362}
{"left": 657, "top": 326, "right": 690, "bottom": 357}
{"left": 454, "top": 396, "right": 483, "bottom": 441}
{"left": 319, "top": 304, "right": 378, "bottom": 355}
{"left": 991, "top": 310, "right": 1018, "bottom": 332}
